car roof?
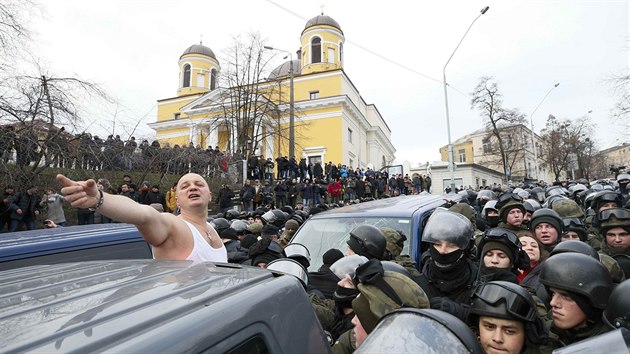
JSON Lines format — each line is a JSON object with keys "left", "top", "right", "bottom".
{"left": 0, "top": 260, "right": 304, "bottom": 352}
{"left": 0, "top": 224, "right": 145, "bottom": 262}
{"left": 310, "top": 194, "right": 448, "bottom": 219}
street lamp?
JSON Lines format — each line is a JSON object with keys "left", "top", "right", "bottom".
{"left": 443, "top": 5, "right": 489, "bottom": 193}
{"left": 529, "top": 83, "right": 560, "bottom": 181}
{"left": 263, "top": 45, "right": 295, "bottom": 159}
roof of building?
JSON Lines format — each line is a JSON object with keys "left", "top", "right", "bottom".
{"left": 180, "top": 43, "right": 216, "bottom": 60}
{"left": 268, "top": 59, "right": 302, "bottom": 79}
{"left": 303, "top": 14, "right": 343, "bottom": 34}
{"left": 598, "top": 143, "right": 630, "bottom": 155}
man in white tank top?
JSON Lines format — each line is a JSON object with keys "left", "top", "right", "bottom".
{"left": 57, "top": 173, "right": 227, "bottom": 262}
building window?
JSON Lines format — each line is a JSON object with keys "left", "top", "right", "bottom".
{"left": 458, "top": 149, "right": 466, "bottom": 162}
{"left": 311, "top": 37, "right": 321, "bottom": 63}
{"left": 210, "top": 69, "right": 217, "bottom": 90}
{"left": 483, "top": 137, "right": 491, "bottom": 154}
{"left": 174, "top": 113, "right": 181, "bottom": 120}
{"left": 196, "top": 73, "right": 204, "bottom": 88}
{"left": 505, "top": 136, "right": 513, "bottom": 149}
{"left": 327, "top": 48, "right": 335, "bottom": 64}
{"left": 348, "top": 128, "right": 353, "bottom": 143}
{"left": 309, "top": 91, "right": 320, "bottom": 100}
{"left": 349, "top": 158, "right": 353, "bottom": 168}
{"left": 182, "top": 64, "right": 191, "bottom": 88}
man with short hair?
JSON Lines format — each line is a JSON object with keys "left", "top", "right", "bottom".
{"left": 598, "top": 208, "right": 630, "bottom": 277}
{"left": 58, "top": 173, "right": 227, "bottom": 262}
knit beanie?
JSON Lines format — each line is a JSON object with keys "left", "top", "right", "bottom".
{"left": 481, "top": 241, "right": 515, "bottom": 266}
{"left": 284, "top": 219, "right": 299, "bottom": 232}
{"left": 322, "top": 248, "right": 344, "bottom": 266}
{"left": 530, "top": 211, "right": 563, "bottom": 236}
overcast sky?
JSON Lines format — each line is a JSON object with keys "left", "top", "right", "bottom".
{"left": 28, "top": 0, "right": 629, "bottom": 165}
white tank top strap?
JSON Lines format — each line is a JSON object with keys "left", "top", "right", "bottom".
{"left": 183, "top": 220, "right": 228, "bottom": 263}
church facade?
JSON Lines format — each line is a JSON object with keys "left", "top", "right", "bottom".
{"left": 148, "top": 14, "right": 395, "bottom": 170}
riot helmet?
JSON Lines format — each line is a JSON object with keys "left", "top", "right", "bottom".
{"left": 530, "top": 187, "right": 545, "bottom": 204}
{"left": 539, "top": 253, "right": 612, "bottom": 310}
{"left": 380, "top": 261, "right": 413, "bottom": 280}
{"left": 477, "top": 189, "right": 496, "bottom": 202}
{"left": 352, "top": 259, "right": 429, "bottom": 334}
{"left": 230, "top": 219, "right": 249, "bottom": 235}
{"left": 261, "top": 209, "right": 287, "bottom": 227}
{"left": 603, "top": 279, "right": 630, "bottom": 330}
{"left": 284, "top": 243, "right": 311, "bottom": 269}
{"left": 552, "top": 198, "right": 585, "bottom": 218}
{"left": 543, "top": 194, "right": 568, "bottom": 209}
{"left": 549, "top": 240, "right": 599, "bottom": 260}
{"left": 523, "top": 199, "right": 542, "bottom": 214}
{"left": 598, "top": 207, "right": 630, "bottom": 231}
{"left": 346, "top": 224, "right": 387, "bottom": 260}
{"left": 561, "top": 217, "right": 588, "bottom": 242}
{"left": 590, "top": 190, "right": 623, "bottom": 212}
{"left": 210, "top": 217, "right": 231, "bottom": 235}
{"left": 330, "top": 254, "right": 369, "bottom": 280}
{"left": 225, "top": 209, "right": 240, "bottom": 220}
{"left": 469, "top": 281, "right": 537, "bottom": 323}
{"left": 422, "top": 209, "right": 472, "bottom": 250}
{"left": 266, "top": 258, "right": 308, "bottom": 289}
{"left": 356, "top": 308, "right": 483, "bottom": 354}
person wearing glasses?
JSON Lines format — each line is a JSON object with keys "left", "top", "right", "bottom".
{"left": 469, "top": 281, "right": 549, "bottom": 354}
{"left": 496, "top": 193, "right": 527, "bottom": 232}
{"left": 598, "top": 207, "right": 630, "bottom": 277}
{"left": 539, "top": 252, "right": 613, "bottom": 348}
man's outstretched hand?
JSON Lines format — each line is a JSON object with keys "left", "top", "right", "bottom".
{"left": 57, "top": 174, "right": 99, "bottom": 209}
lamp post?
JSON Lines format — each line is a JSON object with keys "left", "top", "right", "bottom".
{"left": 263, "top": 46, "right": 295, "bottom": 159}
{"left": 529, "top": 83, "right": 560, "bottom": 181}
{"left": 443, "top": 6, "right": 489, "bottom": 193}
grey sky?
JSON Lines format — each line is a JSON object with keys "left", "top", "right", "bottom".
{"left": 29, "top": 0, "right": 629, "bottom": 165}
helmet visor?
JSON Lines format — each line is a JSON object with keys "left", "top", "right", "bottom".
{"left": 422, "top": 209, "right": 472, "bottom": 249}
{"left": 330, "top": 255, "right": 369, "bottom": 280}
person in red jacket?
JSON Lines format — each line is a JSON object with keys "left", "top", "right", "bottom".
{"left": 328, "top": 178, "right": 342, "bottom": 204}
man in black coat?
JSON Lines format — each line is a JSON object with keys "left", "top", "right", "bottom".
{"left": 9, "top": 186, "right": 41, "bottom": 232}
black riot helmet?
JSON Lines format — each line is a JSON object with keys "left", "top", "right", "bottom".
{"left": 357, "top": 308, "right": 483, "bottom": 354}
{"left": 470, "top": 281, "right": 537, "bottom": 323}
{"left": 549, "top": 240, "right": 599, "bottom": 261}
{"left": 603, "top": 279, "right": 630, "bottom": 330}
{"left": 539, "top": 253, "right": 612, "bottom": 310}
{"left": 225, "top": 209, "right": 240, "bottom": 220}
{"left": 347, "top": 225, "right": 387, "bottom": 260}
{"left": 261, "top": 209, "right": 287, "bottom": 227}
{"left": 590, "top": 190, "right": 623, "bottom": 212}
{"left": 530, "top": 187, "right": 545, "bottom": 204}
{"left": 210, "top": 217, "right": 231, "bottom": 235}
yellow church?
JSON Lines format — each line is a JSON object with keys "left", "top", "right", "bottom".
{"left": 149, "top": 14, "right": 395, "bottom": 170}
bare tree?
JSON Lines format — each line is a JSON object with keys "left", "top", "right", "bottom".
{"left": 471, "top": 76, "right": 526, "bottom": 181}
{"left": 611, "top": 74, "right": 630, "bottom": 136}
{"left": 207, "top": 32, "right": 302, "bottom": 159}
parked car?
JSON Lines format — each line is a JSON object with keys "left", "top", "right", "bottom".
{"left": 0, "top": 223, "right": 152, "bottom": 271}
{"left": 290, "top": 194, "right": 452, "bottom": 271}
{"left": 0, "top": 260, "right": 331, "bottom": 353}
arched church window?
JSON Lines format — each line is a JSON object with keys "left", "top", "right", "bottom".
{"left": 183, "top": 64, "right": 191, "bottom": 88}
{"left": 311, "top": 37, "right": 321, "bottom": 63}
{"left": 211, "top": 69, "right": 217, "bottom": 90}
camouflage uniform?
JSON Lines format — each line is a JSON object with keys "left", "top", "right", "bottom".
{"left": 331, "top": 329, "right": 356, "bottom": 354}
{"left": 380, "top": 227, "right": 421, "bottom": 278}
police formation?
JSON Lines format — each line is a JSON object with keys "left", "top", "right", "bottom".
{"left": 207, "top": 173, "right": 630, "bottom": 353}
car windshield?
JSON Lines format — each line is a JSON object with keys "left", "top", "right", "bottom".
{"left": 292, "top": 217, "right": 412, "bottom": 272}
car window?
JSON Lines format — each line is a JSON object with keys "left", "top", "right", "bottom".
{"left": 292, "top": 217, "right": 412, "bottom": 271}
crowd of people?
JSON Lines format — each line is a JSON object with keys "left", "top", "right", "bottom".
{"left": 3, "top": 163, "right": 630, "bottom": 352}
{"left": 0, "top": 125, "right": 237, "bottom": 177}
{"left": 46, "top": 169, "right": 630, "bottom": 353}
